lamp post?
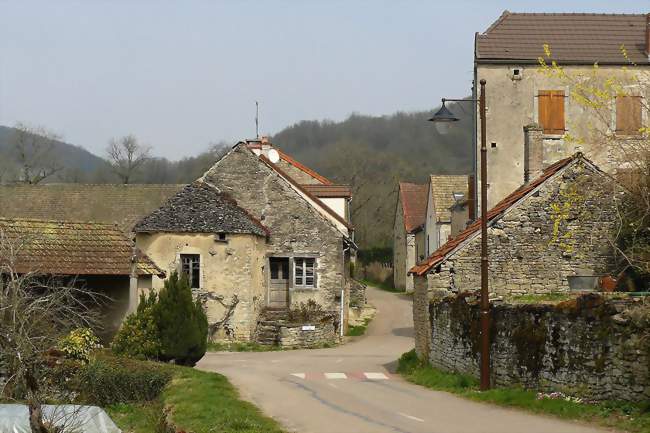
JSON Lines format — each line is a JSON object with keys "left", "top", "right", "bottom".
{"left": 428, "top": 79, "right": 490, "bottom": 391}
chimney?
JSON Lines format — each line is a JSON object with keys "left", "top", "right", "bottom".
{"left": 523, "top": 124, "right": 544, "bottom": 184}
{"left": 646, "top": 14, "right": 650, "bottom": 60}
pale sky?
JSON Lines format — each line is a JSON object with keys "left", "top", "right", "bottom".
{"left": 1, "top": 0, "right": 648, "bottom": 159}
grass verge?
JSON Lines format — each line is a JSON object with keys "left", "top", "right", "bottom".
{"left": 346, "top": 317, "right": 372, "bottom": 337}
{"left": 207, "top": 341, "right": 281, "bottom": 352}
{"left": 358, "top": 278, "right": 402, "bottom": 293}
{"left": 106, "top": 357, "right": 285, "bottom": 433}
{"left": 397, "top": 350, "right": 650, "bottom": 433}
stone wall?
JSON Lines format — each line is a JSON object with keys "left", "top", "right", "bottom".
{"left": 420, "top": 160, "right": 618, "bottom": 296}
{"left": 348, "top": 278, "right": 366, "bottom": 308}
{"left": 203, "top": 146, "right": 346, "bottom": 312}
{"left": 279, "top": 322, "right": 337, "bottom": 349}
{"left": 393, "top": 195, "right": 407, "bottom": 291}
{"left": 426, "top": 293, "right": 650, "bottom": 401}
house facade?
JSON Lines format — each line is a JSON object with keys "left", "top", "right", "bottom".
{"left": 424, "top": 175, "right": 469, "bottom": 256}
{"left": 410, "top": 153, "right": 619, "bottom": 297}
{"left": 393, "top": 182, "right": 427, "bottom": 292}
{"left": 474, "top": 12, "right": 650, "bottom": 207}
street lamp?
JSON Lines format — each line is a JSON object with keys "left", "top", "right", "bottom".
{"left": 428, "top": 79, "right": 490, "bottom": 391}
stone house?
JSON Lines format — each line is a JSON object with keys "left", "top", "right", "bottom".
{"left": 393, "top": 182, "right": 427, "bottom": 292}
{"left": 135, "top": 138, "right": 356, "bottom": 342}
{"left": 410, "top": 153, "right": 619, "bottom": 297}
{"left": 474, "top": 11, "right": 650, "bottom": 208}
{"left": 424, "top": 175, "right": 469, "bottom": 256}
{"left": 0, "top": 218, "right": 164, "bottom": 341}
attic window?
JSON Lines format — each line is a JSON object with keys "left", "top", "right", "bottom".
{"left": 491, "top": 142, "right": 497, "bottom": 149}
{"left": 215, "top": 233, "right": 227, "bottom": 242}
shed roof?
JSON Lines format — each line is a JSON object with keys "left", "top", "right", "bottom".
{"left": 0, "top": 218, "right": 163, "bottom": 277}
{"left": 430, "top": 175, "right": 469, "bottom": 223}
{"left": 134, "top": 181, "right": 269, "bottom": 237}
{"left": 476, "top": 11, "right": 650, "bottom": 65}
{"left": 399, "top": 182, "right": 428, "bottom": 233}
{"left": 302, "top": 184, "right": 352, "bottom": 198}
{"left": 0, "top": 184, "right": 183, "bottom": 234}
{"left": 411, "top": 154, "right": 595, "bottom": 276}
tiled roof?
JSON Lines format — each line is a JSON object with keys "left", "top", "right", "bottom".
{"left": 0, "top": 218, "right": 164, "bottom": 276}
{"left": 277, "top": 149, "right": 333, "bottom": 185}
{"left": 476, "top": 11, "right": 650, "bottom": 65}
{"left": 302, "top": 184, "right": 352, "bottom": 198}
{"left": 0, "top": 184, "right": 183, "bottom": 234}
{"left": 411, "top": 155, "right": 587, "bottom": 276}
{"left": 430, "top": 175, "right": 469, "bottom": 223}
{"left": 134, "top": 181, "right": 269, "bottom": 237}
{"left": 399, "top": 182, "right": 428, "bottom": 233}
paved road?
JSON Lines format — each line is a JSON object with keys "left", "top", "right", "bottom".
{"left": 197, "top": 286, "right": 607, "bottom": 433}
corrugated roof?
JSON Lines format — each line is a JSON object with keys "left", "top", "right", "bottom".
{"left": 411, "top": 155, "right": 589, "bottom": 276}
{"left": 399, "top": 182, "right": 428, "bottom": 233}
{"left": 430, "top": 175, "right": 469, "bottom": 223}
{"left": 476, "top": 11, "right": 650, "bottom": 64}
{"left": 0, "top": 218, "right": 164, "bottom": 276}
{"left": 302, "top": 184, "right": 352, "bottom": 198}
{"left": 134, "top": 181, "right": 269, "bottom": 237}
{"left": 0, "top": 184, "right": 183, "bottom": 234}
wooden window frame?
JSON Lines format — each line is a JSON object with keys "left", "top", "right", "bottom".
{"left": 293, "top": 257, "right": 317, "bottom": 289}
{"left": 180, "top": 253, "right": 201, "bottom": 289}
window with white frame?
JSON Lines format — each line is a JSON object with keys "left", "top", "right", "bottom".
{"left": 180, "top": 254, "right": 200, "bottom": 289}
{"left": 294, "top": 257, "right": 316, "bottom": 288}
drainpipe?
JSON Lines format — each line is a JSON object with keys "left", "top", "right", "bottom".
{"left": 341, "top": 244, "right": 350, "bottom": 337}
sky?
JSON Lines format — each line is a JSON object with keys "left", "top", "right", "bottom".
{"left": 1, "top": 0, "right": 648, "bottom": 159}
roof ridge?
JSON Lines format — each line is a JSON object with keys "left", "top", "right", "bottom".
{"left": 0, "top": 216, "right": 120, "bottom": 228}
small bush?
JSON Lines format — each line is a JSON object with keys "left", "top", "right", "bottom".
{"left": 155, "top": 272, "right": 208, "bottom": 366}
{"left": 58, "top": 328, "right": 100, "bottom": 363}
{"left": 112, "top": 291, "right": 162, "bottom": 359}
{"left": 287, "top": 299, "right": 328, "bottom": 323}
{"left": 76, "top": 356, "right": 171, "bottom": 406}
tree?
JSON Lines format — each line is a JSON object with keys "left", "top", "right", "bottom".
{"left": 0, "top": 227, "right": 101, "bottom": 432}
{"left": 106, "top": 134, "right": 151, "bottom": 184}
{"left": 10, "top": 122, "right": 63, "bottom": 184}
{"left": 538, "top": 44, "right": 650, "bottom": 286}
{"left": 154, "top": 272, "right": 208, "bottom": 366}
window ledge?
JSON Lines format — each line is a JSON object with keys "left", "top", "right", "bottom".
{"left": 542, "top": 134, "right": 565, "bottom": 140}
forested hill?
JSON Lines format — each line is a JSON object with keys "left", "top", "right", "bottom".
{"left": 272, "top": 105, "right": 473, "bottom": 248}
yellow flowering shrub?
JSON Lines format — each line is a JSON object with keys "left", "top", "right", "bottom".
{"left": 58, "top": 327, "right": 99, "bottom": 363}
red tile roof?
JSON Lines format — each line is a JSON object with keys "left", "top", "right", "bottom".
{"left": 476, "top": 11, "right": 650, "bottom": 65}
{"left": 277, "top": 150, "right": 333, "bottom": 185}
{"left": 0, "top": 218, "right": 164, "bottom": 277}
{"left": 410, "top": 155, "right": 587, "bottom": 276}
{"left": 302, "top": 184, "right": 352, "bottom": 198}
{"left": 399, "top": 182, "right": 428, "bottom": 233}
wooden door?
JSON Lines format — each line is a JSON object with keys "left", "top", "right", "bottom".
{"left": 268, "top": 257, "right": 289, "bottom": 308}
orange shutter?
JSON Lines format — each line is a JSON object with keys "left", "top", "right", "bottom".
{"left": 616, "top": 95, "right": 642, "bottom": 136}
{"left": 538, "top": 90, "right": 565, "bottom": 135}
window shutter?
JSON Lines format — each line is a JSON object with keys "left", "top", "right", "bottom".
{"left": 616, "top": 95, "right": 642, "bottom": 136}
{"left": 538, "top": 90, "right": 565, "bottom": 134}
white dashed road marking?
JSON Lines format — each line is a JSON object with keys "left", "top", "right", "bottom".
{"left": 324, "top": 372, "right": 347, "bottom": 379}
{"left": 364, "top": 372, "right": 388, "bottom": 380}
{"left": 291, "top": 373, "right": 306, "bottom": 379}
{"left": 398, "top": 412, "right": 425, "bottom": 423}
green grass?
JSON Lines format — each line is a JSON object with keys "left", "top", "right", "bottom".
{"left": 506, "top": 292, "right": 575, "bottom": 304}
{"left": 346, "top": 317, "right": 372, "bottom": 336}
{"left": 207, "top": 341, "right": 282, "bottom": 352}
{"left": 397, "top": 350, "right": 650, "bottom": 433}
{"left": 359, "top": 278, "right": 402, "bottom": 293}
{"left": 106, "top": 356, "right": 286, "bottom": 433}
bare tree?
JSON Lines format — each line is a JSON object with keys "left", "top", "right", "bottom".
{"left": 106, "top": 135, "right": 151, "bottom": 184}
{"left": 11, "top": 122, "right": 63, "bottom": 184}
{"left": 0, "top": 228, "right": 101, "bottom": 433}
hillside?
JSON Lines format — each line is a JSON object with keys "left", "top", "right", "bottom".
{"left": 272, "top": 104, "right": 473, "bottom": 248}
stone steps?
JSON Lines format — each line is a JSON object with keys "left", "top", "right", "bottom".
{"left": 254, "top": 309, "right": 289, "bottom": 345}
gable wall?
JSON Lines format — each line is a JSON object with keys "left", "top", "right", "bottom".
{"left": 393, "top": 195, "right": 407, "bottom": 290}
{"left": 203, "top": 147, "right": 345, "bottom": 311}
{"left": 421, "top": 161, "right": 618, "bottom": 295}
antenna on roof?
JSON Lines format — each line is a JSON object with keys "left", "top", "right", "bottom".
{"left": 255, "top": 101, "right": 259, "bottom": 139}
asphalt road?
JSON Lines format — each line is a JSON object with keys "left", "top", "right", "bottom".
{"left": 197, "top": 286, "right": 607, "bottom": 433}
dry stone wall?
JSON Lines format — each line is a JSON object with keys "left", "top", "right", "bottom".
{"left": 426, "top": 293, "right": 650, "bottom": 402}
{"left": 279, "top": 322, "right": 337, "bottom": 349}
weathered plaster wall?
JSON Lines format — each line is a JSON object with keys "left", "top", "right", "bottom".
{"left": 136, "top": 232, "right": 267, "bottom": 341}
{"left": 476, "top": 64, "right": 650, "bottom": 207}
{"left": 426, "top": 293, "right": 650, "bottom": 402}
{"left": 419, "top": 161, "right": 618, "bottom": 296}
{"left": 203, "top": 146, "right": 346, "bottom": 312}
